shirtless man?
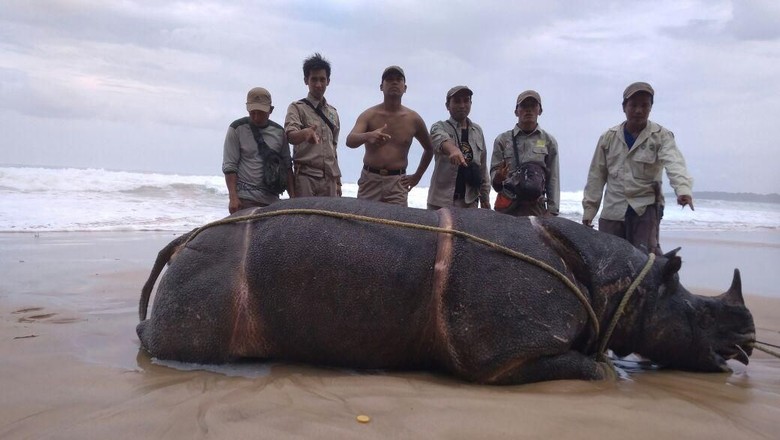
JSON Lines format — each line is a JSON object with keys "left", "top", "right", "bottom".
{"left": 346, "top": 65, "right": 434, "bottom": 206}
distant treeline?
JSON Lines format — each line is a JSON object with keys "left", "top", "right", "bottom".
{"left": 666, "top": 192, "right": 780, "bottom": 204}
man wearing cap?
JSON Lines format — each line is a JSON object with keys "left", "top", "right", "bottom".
{"left": 490, "top": 90, "right": 560, "bottom": 216}
{"left": 222, "top": 87, "right": 294, "bottom": 213}
{"left": 582, "top": 81, "right": 694, "bottom": 255}
{"left": 285, "top": 53, "right": 342, "bottom": 197}
{"left": 427, "top": 85, "right": 491, "bottom": 210}
{"left": 346, "top": 65, "right": 434, "bottom": 206}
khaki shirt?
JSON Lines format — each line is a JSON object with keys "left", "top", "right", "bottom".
{"left": 222, "top": 117, "right": 290, "bottom": 205}
{"left": 490, "top": 125, "right": 560, "bottom": 214}
{"left": 427, "top": 118, "right": 491, "bottom": 207}
{"left": 582, "top": 121, "right": 693, "bottom": 221}
{"left": 284, "top": 93, "right": 341, "bottom": 178}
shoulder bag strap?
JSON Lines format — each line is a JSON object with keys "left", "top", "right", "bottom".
{"left": 299, "top": 99, "right": 336, "bottom": 136}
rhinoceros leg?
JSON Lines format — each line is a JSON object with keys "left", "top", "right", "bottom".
{"left": 482, "top": 351, "right": 614, "bottom": 385}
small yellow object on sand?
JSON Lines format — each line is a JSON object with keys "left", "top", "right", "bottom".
{"left": 356, "top": 415, "right": 371, "bottom": 423}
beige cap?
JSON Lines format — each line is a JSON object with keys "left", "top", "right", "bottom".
{"left": 623, "top": 82, "right": 654, "bottom": 101}
{"left": 516, "top": 90, "right": 541, "bottom": 106}
{"left": 246, "top": 87, "right": 272, "bottom": 112}
{"left": 446, "top": 85, "right": 473, "bottom": 101}
{"left": 381, "top": 65, "right": 405, "bottom": 80}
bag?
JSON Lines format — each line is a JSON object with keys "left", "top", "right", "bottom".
{"left": 462, "top": 161, "right": 483, "bottom": 189}
{"left": 250, "top": 124, "right": 288, "bottom": 195}
{"left": 503, "top": 161, "right": 547, "bottom": 202}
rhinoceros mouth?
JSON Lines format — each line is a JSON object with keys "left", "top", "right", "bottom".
{"left": 713, "top": 333, "right": 754, "bottom": 370}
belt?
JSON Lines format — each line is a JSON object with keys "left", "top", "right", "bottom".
{"left": 363, "top": 165, "right": 406, "bottom": 176}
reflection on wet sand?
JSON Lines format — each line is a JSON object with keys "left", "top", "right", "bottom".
{"left": 1, "top": 232, "right": 779, "bottom": 438}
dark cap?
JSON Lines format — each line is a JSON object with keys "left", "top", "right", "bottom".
{"left": 446, "top": 85, "right": 473, "bottom": 101}
{"left": 381, "top": 65, "right": 405, "bottom": 80}
{"left": 623, "top": 82, "right": 654, "bottom": 101}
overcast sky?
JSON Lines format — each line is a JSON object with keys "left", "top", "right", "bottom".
{"left": 1, "top": 0, "right": 779, "bottom": 193}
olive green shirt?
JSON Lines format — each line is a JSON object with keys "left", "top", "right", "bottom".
{"left": 490, "top": 125, "right": 560, "bottom": 214}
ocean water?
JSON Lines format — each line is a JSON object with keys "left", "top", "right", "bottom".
{"left": 1, "top": 166, "right": 779, "bottom": 233}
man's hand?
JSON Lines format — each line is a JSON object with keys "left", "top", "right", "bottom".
{"left": 304, "top": 124, "right": 321, "bottom": 144}
{"left": 677, "top": 194, "right": 694, "bottom": 211}
{"left": 582, "top": 219, "right": 594, "bottom": 228}
{"left": 492, "top": 161, "right": 510, "bottom": 191}
{"left": 365, "top": 124, "right": 392, "bottom": 146}
{"left": 400, "top": 173, "right": 421, "bottom": 191}
{"left": 228, "top": 197, "right": 242, "bottom": 214}
{"left": 496, "top": 161, "right": 509, "bottom": 182}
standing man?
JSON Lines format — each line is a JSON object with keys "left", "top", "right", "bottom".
{"left": 285, "top": 53, "right": 342, "bottom": 197}
{"left": 222, "top": 87, "right": 294, "bottom": 213}
{"left": 490, "top": 90, "right": 560, "bottom": 216}
{"left": 427, "top": 85, "right": 491, "bottom": 210}
{"left": 346, "top": 65, "right": 434, "bottom": 207}
{"left": 582, "top": 81, "right": 694, "bottom": 255}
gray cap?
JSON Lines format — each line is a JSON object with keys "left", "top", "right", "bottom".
{"left": 381, "top": 65, "right": 405, "bottom": 80}
{"left": 623, "top": 82, "right": 654, "bottom": 101}
{"left": 446, "top": 85, "right": 473, "bottom": 101}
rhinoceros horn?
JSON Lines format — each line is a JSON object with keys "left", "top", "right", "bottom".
{"left": 720, "top": 269, "right": 745, "bottom": 306}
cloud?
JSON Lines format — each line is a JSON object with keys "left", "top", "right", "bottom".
{"left": 1, "top": 0, "right": 778, "bottom": 193}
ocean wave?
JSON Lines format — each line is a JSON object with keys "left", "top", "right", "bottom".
{"left": 1, "top": 166, "right": 778, "bottom": 232}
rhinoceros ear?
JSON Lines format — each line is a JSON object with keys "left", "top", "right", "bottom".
{"left": 720, "top": 269, "right": 745, "bottom": 306}
{"left": 661, "top": 248, "right": 682, "bottom": 285}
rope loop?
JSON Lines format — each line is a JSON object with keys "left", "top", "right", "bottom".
{"left": 184, "top": 208, "right": 602, "bottom": 336}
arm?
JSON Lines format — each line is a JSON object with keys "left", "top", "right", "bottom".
{"left": 224, "top": 173, "right": 241, "bottom": 213}
{"left": 222, "top": 126, "right": 242, "bottom": 213}
{"left": 582, "top": 135, "right": 608, "bottom": 225}
{"left": 400, "top": 116, "right": 434, "bottom": 189}
{"left": 346, "top": 110, "right": 390, "bottom": 148}
{"left": 545, "top": 137, "right": 560, "bottom": 215}
{"left": 287, "top": 125, "right": 320, "bottom": 146}
{"left": 658, "top": 131, "right": 694, "bottom": 210}
{"left": 430, "top": 121, "right": 466, "bottom": 166}
{"left": 490, "top": 134, "right": 509, "bottom": 192}
{"left": 284, "top": 102, "right": 319, "bottom": 146}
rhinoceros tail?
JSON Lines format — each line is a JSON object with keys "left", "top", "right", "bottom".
{"left": 138, "top": 230, "right": 195, "bottom": 321}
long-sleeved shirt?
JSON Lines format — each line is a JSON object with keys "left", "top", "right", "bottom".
{"left": 222, "top": 117, "right": 291, "bottom": 205}
{"left": 427, "top": 117, "right": 491, "bottom": 207}
{"left": 582, "top": 120, "right": 693, "bottom": 221}
{"left": 490, "top": 125, "right": 560, "bottom": 214}
{"left": 284, "top": 93, "right": 341, "bottom": 178}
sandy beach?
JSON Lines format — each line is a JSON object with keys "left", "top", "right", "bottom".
{"left": 1, "top": 231, "right": 778, "bottom": 439}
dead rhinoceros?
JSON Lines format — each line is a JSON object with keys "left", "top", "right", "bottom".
{"left": 137, "top": 197, "right": 755, "bottom": 384}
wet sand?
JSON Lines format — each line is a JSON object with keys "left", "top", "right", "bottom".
{"left": 1, "top": 231, "right": 779, "bottom": 439}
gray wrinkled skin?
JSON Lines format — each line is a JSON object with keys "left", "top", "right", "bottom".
{"left": 137, "top": 198, "right": 755, "bottom": 385}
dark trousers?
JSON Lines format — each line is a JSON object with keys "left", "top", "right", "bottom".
{"left": 598, "top": 204, "right": 662, "bottom": 255}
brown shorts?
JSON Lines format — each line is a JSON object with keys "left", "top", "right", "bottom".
{"left": 357, "top": 168, "right": 408, "bottom": 206}
{"left": 598, "top": 204, "right": 661, "bottom": 255}
{"left": 294, "top": 166, "right": 339, "bottom": 197}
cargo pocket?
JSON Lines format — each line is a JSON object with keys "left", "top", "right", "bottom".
{"left": 631, "top": 145, "right": 658, "bottom": 180}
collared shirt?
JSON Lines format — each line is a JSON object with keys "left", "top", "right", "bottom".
{"left": 582, "top": 120, "right": 693, "bottom": 221}
{"left": 284, "top": 93, "right": 341, "bottom": 178}
{"left": 428, "top": 117, "right": 491, "bottom": 207}
{"left": 490, "top": 124, "right": 560, "bottom": 214}
{"left": 222, "top": 117, "right": 291, "bottom": 205}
